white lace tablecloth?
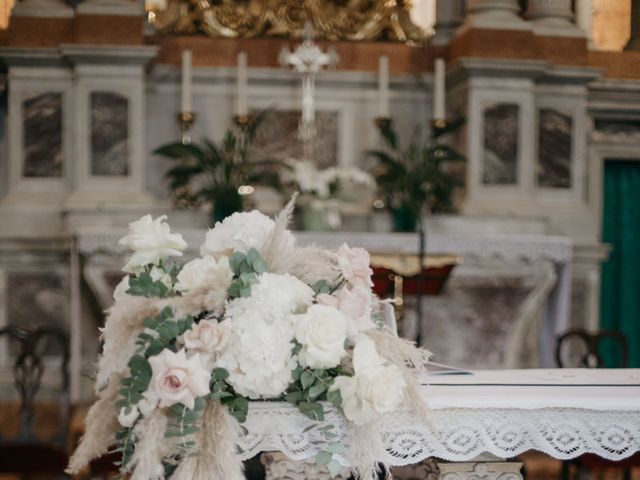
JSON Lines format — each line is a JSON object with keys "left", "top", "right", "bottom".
{"left": 239, "top": 369, "right": 640, "bottom": 466}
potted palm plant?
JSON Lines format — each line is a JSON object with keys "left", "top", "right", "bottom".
{"left": 368, "top": 120, "right": 465, "bottom": 232}
{"left": 154, "top": 112, "right": 283, "bottom": 224}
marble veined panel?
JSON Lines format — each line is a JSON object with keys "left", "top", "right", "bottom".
{"left": 538, "top": 108, "right": 572, "bottom": 189}
{"left": 252, "top": 110, "right": 338, "bottom": 169}
{"left": 482, "top": 103, "right": 519, "bottom": 185}
{"left": 22, "top": 93, "right": 63, "bottom": 177}
{"left": 91, "top": 91, "right": 129, "bottom": 176}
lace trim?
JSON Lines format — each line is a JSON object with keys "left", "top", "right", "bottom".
{"left": 239, "top": 404, "right": 640, "bottom": 465}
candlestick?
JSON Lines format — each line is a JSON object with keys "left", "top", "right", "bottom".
{"left": 236, "top": 51, "right": 248, "bottom": 117}
{"left": 176, "top": 112, "right": 196, "bottom": 145}
{"left": 181, "top": 49, "right": 192, "bottom": 114}
{"left": 433, "top": 57, "right": 446, "bottom": 122}
{"left": 378, "top": 55, "right": 390, "bottom": 118}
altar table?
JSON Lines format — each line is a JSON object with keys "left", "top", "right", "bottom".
{"left": 245, "top": 369, "right": 640, "bottom": 480}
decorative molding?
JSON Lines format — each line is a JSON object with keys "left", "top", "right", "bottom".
{"left": 151, "top": 0, "right": 424, "bottom": 43}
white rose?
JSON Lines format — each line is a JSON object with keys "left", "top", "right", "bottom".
{"left": 318, "top": 285, "right": 375, "bottom": 338}
{"left": 330, "top": 336, "right": 406, "bottom": 425}
{"left": 225, "top": 273, "right": 314, "bottom": 323}
{"left": 175, "top": 256, "right": 233, "bottom": 313}
{"left": 119, "top": 215, "right": 187, "bottom": 273}
{"left": 183, "top": 319, "right": 230, "bottom": 355}
{"left": 148, "top": 349, "right": 211, "bottom": 409}
{"left": 294, "top": 305, "right": 347, "bottom": 369}
{"left": 200, "top": 210, "right": 294, "bottom": 257}
{"left": 215, "top": 312, "right": 295, "bottom": 399}
{"left": 117, "top": 405, "right": 140, "bottom": 427}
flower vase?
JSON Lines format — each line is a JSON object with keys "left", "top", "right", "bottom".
{"left": 300, "top": 199, "right": 342, "bottom": 231}
{"left": 211, "top": 191, "right": 244, "bottom": 225}
{"left": 391, "top": 205, "right": 418, "bottom": 232}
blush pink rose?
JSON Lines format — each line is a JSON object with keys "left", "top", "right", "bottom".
{"left": 336, "top": 243, "right": 374, "bottom": 288}
{"left": 318, "top": 285, "right": 375, "bottom": 337}
{"left": 148, "top": 348, "right": 211, "bottom": 409}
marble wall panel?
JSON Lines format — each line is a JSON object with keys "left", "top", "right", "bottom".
{"left": 482, "top": 103, "right": 519, "bottom": 185}
{"left": 6, "top": 271, "right": 68, "bottom": 356}
{"left": 22, "top": 93, "right": 63, "bottom": 177}
{"left": 538, "top": 108, "right": 572, "bottom": 188}
{"left": 91, "top": 91, "right": 129, "bottom": 176}
{"left": 251, "top": 110, "right": 339, "bottom": 168}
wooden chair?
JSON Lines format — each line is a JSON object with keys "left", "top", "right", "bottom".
{"left": 555, "top": 329, "right": 638, "bottom": 480}
{"left": 0, "top": 325, "right": 71, "bottom": 479}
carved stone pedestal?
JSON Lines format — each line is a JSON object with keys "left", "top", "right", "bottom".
{"left": 261, "top": 452, "right": 351, "bottom": 480}
{"left": 438, "top": 461, "right": 523, "bottom": 480}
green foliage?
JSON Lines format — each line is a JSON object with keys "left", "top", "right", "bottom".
{"left": 154, "top": 110, "right": 288, "bottom": 220}
{"left": 209, "top": 367, "right": 250, "bottom": 424}
{"left": 311, "top": 280, "right": 331, "bottom": 295}
{"left": 126, "top": 269, "right": 172, "bottom": 299}
{"left": 369, "top": 119, "right": 466, "bottom": 218}
{"left": 165, "top": 397, "right": 207, "bottom": 452}
{"left": 227, "top": 248, "right": 268, "bottom": 298}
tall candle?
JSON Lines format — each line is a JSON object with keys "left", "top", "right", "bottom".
{"left": 378, "top": 55, "right": 389, "bottom": 118}
{"left": 181, "top": 49, "right": 192, "bottom": 113}
{"left": 237, "top": 51, "right": 248, "bottom": 116}
{"left": 433, "top": 58, "right": 446, "bottom": 122}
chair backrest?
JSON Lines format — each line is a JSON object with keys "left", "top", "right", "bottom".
{"left": 0, "top": 326, "right": 70, "bottom": 447}
{"left": 555, "top": 329, "right": 628, "bottom": 368}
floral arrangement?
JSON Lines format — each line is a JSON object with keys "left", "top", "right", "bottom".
{"left": 67, "top": 199, "right": 431, "bottom": 480}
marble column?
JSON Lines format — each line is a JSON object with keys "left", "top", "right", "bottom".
{"left": 465, "top": 0, "right": 529, "bottom": 30}
{"left": 625, "top": 0, "right": 640, "bottom": 50}
{"left": 11, "top": 0, "right": 73, "bottom": 17}
{"left": 526, "top": 0, "right": 583, "bottom": 35}
{"left": 575, "top": 0, "right": 594, "bottom": 45}
{"left": 432, "top": 0, "right": 466, "bottom": 45}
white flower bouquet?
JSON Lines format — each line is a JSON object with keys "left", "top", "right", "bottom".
{"left": 68, "top": 199, "right": 431, "bottom": 480}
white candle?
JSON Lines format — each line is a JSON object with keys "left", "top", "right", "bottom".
{"left": 378, "top": 55, "right": 389, "bottom": 118}
{"left": 433, "top": 58, "right": 446, "bottom": 122}
{"left": 181, "top": 49, "right": 192, "bottom": 113}
{"left": 237, "top": 51, "right": 248, "bottom": 116}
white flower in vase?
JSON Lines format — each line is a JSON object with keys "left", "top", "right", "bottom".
{"left": 119, "top": 215, "right": 187, "bottom": 273}
{"left": 175, "top": 256, "right": 234, "bottom": 313}
{"left": 201, "top": 210, "right": 294, "bottom": 258}
{"left": 336, "top": 243, "right": 374, "bottom": 288}
{"left": 330, "top": 336, "right": 406, "bottom": 425}
{"left": 294, "top": 305, "right": 348, "bottom": 369}
{"left": 148, "top": 348, "right": 211, "bottom": 409}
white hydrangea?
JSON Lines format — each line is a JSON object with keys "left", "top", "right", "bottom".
{"left": 174, "top": 256, "right": 233, "bottom": 313}
{"left": 200, "top": 210, "right": 294, "bottom": 257}
{"left": 216, "top": 310, "right": 296, "bottom": 399}
{"left": 225, "top": 273, "right": 314, "bottom": 323}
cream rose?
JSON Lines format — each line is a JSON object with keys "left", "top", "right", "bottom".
{"left": 175, "top": 256, "right": 233, "bottom": 313}
{"left": 318, "top": 285, "right": 375, "bottom": 338}
{"left": 330, "top": 336, "right": 406, "bottom": 425}
{"left": 183, "top": 319, "right": 230, "bottom": 355}
{"left": 200, "top": 210, "right": 294, "bottom": 257}
{"left": 119, "top": 215, "right": 187, "bottom": 273}
{"left": 336, "top": 243, "right": 374, "bottom": 288}
{"left": 148, "top": 348, "right": 211, "bottom": 409}
{"left": 294, "top": 305, "right": 348, "bottom": 369}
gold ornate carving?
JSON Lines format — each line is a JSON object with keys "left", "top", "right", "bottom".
{"left": 151, "top": 0, "right": 425, "bottom": 43}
